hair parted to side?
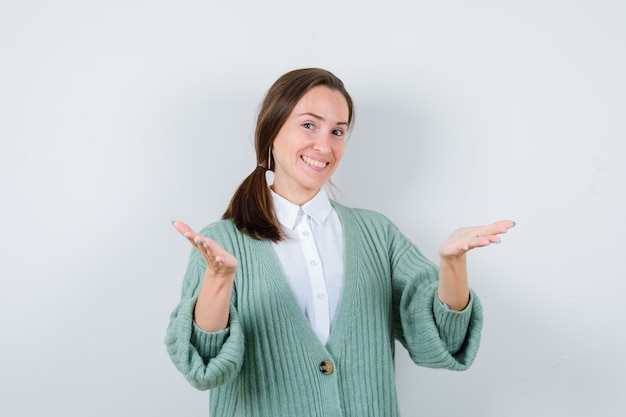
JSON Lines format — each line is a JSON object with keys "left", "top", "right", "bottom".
{"left": 222, "top": 68, "right": 355, "bottom": 242}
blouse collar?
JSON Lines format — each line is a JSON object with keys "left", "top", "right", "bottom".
{"left": 271, "top": 188, "right": 333, "bottom": 230}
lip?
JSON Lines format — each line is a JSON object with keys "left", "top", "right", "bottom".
{"left": 301, "top": 155, "right": 329, "bottom": 170}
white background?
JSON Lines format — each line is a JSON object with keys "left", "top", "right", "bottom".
{"left": 1, "top": 1, "right": 624, "bottom": 416}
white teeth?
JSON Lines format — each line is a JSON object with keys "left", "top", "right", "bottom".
{"left": 302, "top": 156, "right": 327, "bottom": 168}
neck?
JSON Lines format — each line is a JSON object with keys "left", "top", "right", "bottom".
{"left": 270, "top": 185, "right": 320, "bottom": 206}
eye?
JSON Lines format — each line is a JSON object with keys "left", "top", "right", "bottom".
{"left": 332, "top": 129, "right": 344, "bottom": 137}
{"left": 302, "top": 122, "right": 315, "bottom": 130}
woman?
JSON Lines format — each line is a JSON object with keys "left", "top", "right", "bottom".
{"left": 165, "top": 68, "right": 514, "bottom": 416}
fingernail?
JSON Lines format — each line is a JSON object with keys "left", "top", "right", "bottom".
{"left": 194, "top": 238, "right": 201, "bottom": 245}
{"left": 183, "top": 233, "right": 190, "bottom": 240}
{"left": 203, "top": 242, "right": 208, "bottom": 249}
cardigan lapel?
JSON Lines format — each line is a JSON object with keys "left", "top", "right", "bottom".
{"left": 248, "top": 201, "right": 366, "bottom": 351}
{"left": 325, "top": 201, "right": 363, "bottom": 350}
{"left": 253, "top": 237, "right": 330, "bottom": 351}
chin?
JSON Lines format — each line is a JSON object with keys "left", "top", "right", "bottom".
{"left": 302, "top": 176, "right": 330, "bottom": 190}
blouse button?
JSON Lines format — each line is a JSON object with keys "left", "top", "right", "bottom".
{"left": 302, "top": 231, "right": 310, "bottom": 237}
{"left": 319, "top": 360, "right": 334, "bottom": 375}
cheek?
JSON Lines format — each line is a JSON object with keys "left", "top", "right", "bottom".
{"left": 270, "top": 136, "right": 291, "bottom": 165}
{"left": 333, "top": 142, "right": 346, "bottom": 162}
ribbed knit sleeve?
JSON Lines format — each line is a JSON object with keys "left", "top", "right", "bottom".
{"left": 164, "top": 228, "right": 245, "bottom": 391}
{"left": 387, "top": 218, "right": 483, "bottom": 371}
{"left": 432, "top": 291, "right": 480, "bottom": 355}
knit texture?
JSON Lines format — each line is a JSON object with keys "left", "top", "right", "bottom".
{"left": 165, "top": 202, "right": 483, "bottom": 417}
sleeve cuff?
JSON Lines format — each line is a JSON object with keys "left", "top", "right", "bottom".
{"left": 191, "top": 322, "right": 230, "bottom": 361}
{"left": 433, "top": 291, "right": 474, "bottom": 353}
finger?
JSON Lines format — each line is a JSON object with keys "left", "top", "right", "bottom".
{"left": 193, "top": 235, "right": 227, "bottom": 267}
{"left": 492, "top": 220, "right": 516, "bottom": 233}
{"left": 466, "top": 237, "right": 493, "bottom": 251}
{"left": 467, "top": 227, "right": 512, "bottom": 251}
{"left": 172, "top": 221, "right": 235, "bottom": 271}
{"left": 475, "top": 220, "right": 515, "bottom": 238}
{"left": 172, "top": 220, "right": 195, "bottom": 236}
{"left": 172, "top": 221, "right": 210, "bottom": 258}
{"left": 195, "top": 236, "right": 224, "bottom": 254}
{"left": 172, "top": 221, "right": 211, "bottom": 251}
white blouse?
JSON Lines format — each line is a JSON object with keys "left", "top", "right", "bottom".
{"left": 270, "top": 188, "right": 344, "bottom": 345}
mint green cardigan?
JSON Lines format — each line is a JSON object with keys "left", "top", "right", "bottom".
{"left": 165, "top": 202, "right": 483, "bottom": 416}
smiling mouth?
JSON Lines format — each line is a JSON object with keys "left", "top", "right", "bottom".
{"left": 302, "top": 155, "right": 328, "bottom": 169}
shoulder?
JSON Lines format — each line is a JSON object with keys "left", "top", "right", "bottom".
{"left": 331, "top": 200, "right": 396, "bottom": 228}
{"left": 196, "top": 219, "right": 243, "bottom": 248}
{"left": 330, "top": 200, "right": 401, "bottom": 244}
{"left": 197, "top": 218, "right": 265, "bottom": 252}
{"left": 198, "top": 218, "right": 238, "bottom": 237}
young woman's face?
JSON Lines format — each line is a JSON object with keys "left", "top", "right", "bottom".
{"left": 271, "top": 86, "right": 349, "bottom": 205}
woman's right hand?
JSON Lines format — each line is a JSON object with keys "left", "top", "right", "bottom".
{"left": 172, "top": 220, "right": 237, "bottom": 331}
{"left": 172, "top": 220, "right": 238, "bottom": 278}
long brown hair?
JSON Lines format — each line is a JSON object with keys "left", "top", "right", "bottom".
{"left": 222, "top": 68, "right": 355, "bottom": 241}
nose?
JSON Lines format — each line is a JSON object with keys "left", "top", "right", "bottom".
{"left": 312, "top": 133, "right": 332, "bottom": 153}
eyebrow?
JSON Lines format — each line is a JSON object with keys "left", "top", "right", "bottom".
{"left": 298, "top": 112, "right": 349, "bottom": 126}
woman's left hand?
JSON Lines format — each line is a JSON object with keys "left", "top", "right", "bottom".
{"left": 438, "top": 220, "right": 515, "bottom": 259}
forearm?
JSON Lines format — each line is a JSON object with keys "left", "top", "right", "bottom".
{"left": 437, "top": 255, "right": 470, "bottom": 311}
{"left": 194, "top": 271, "right": 234, "bottom": 332}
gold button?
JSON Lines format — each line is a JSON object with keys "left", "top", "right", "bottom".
{"left": 319, "top": 360, "right": 334, "bottom": 375}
